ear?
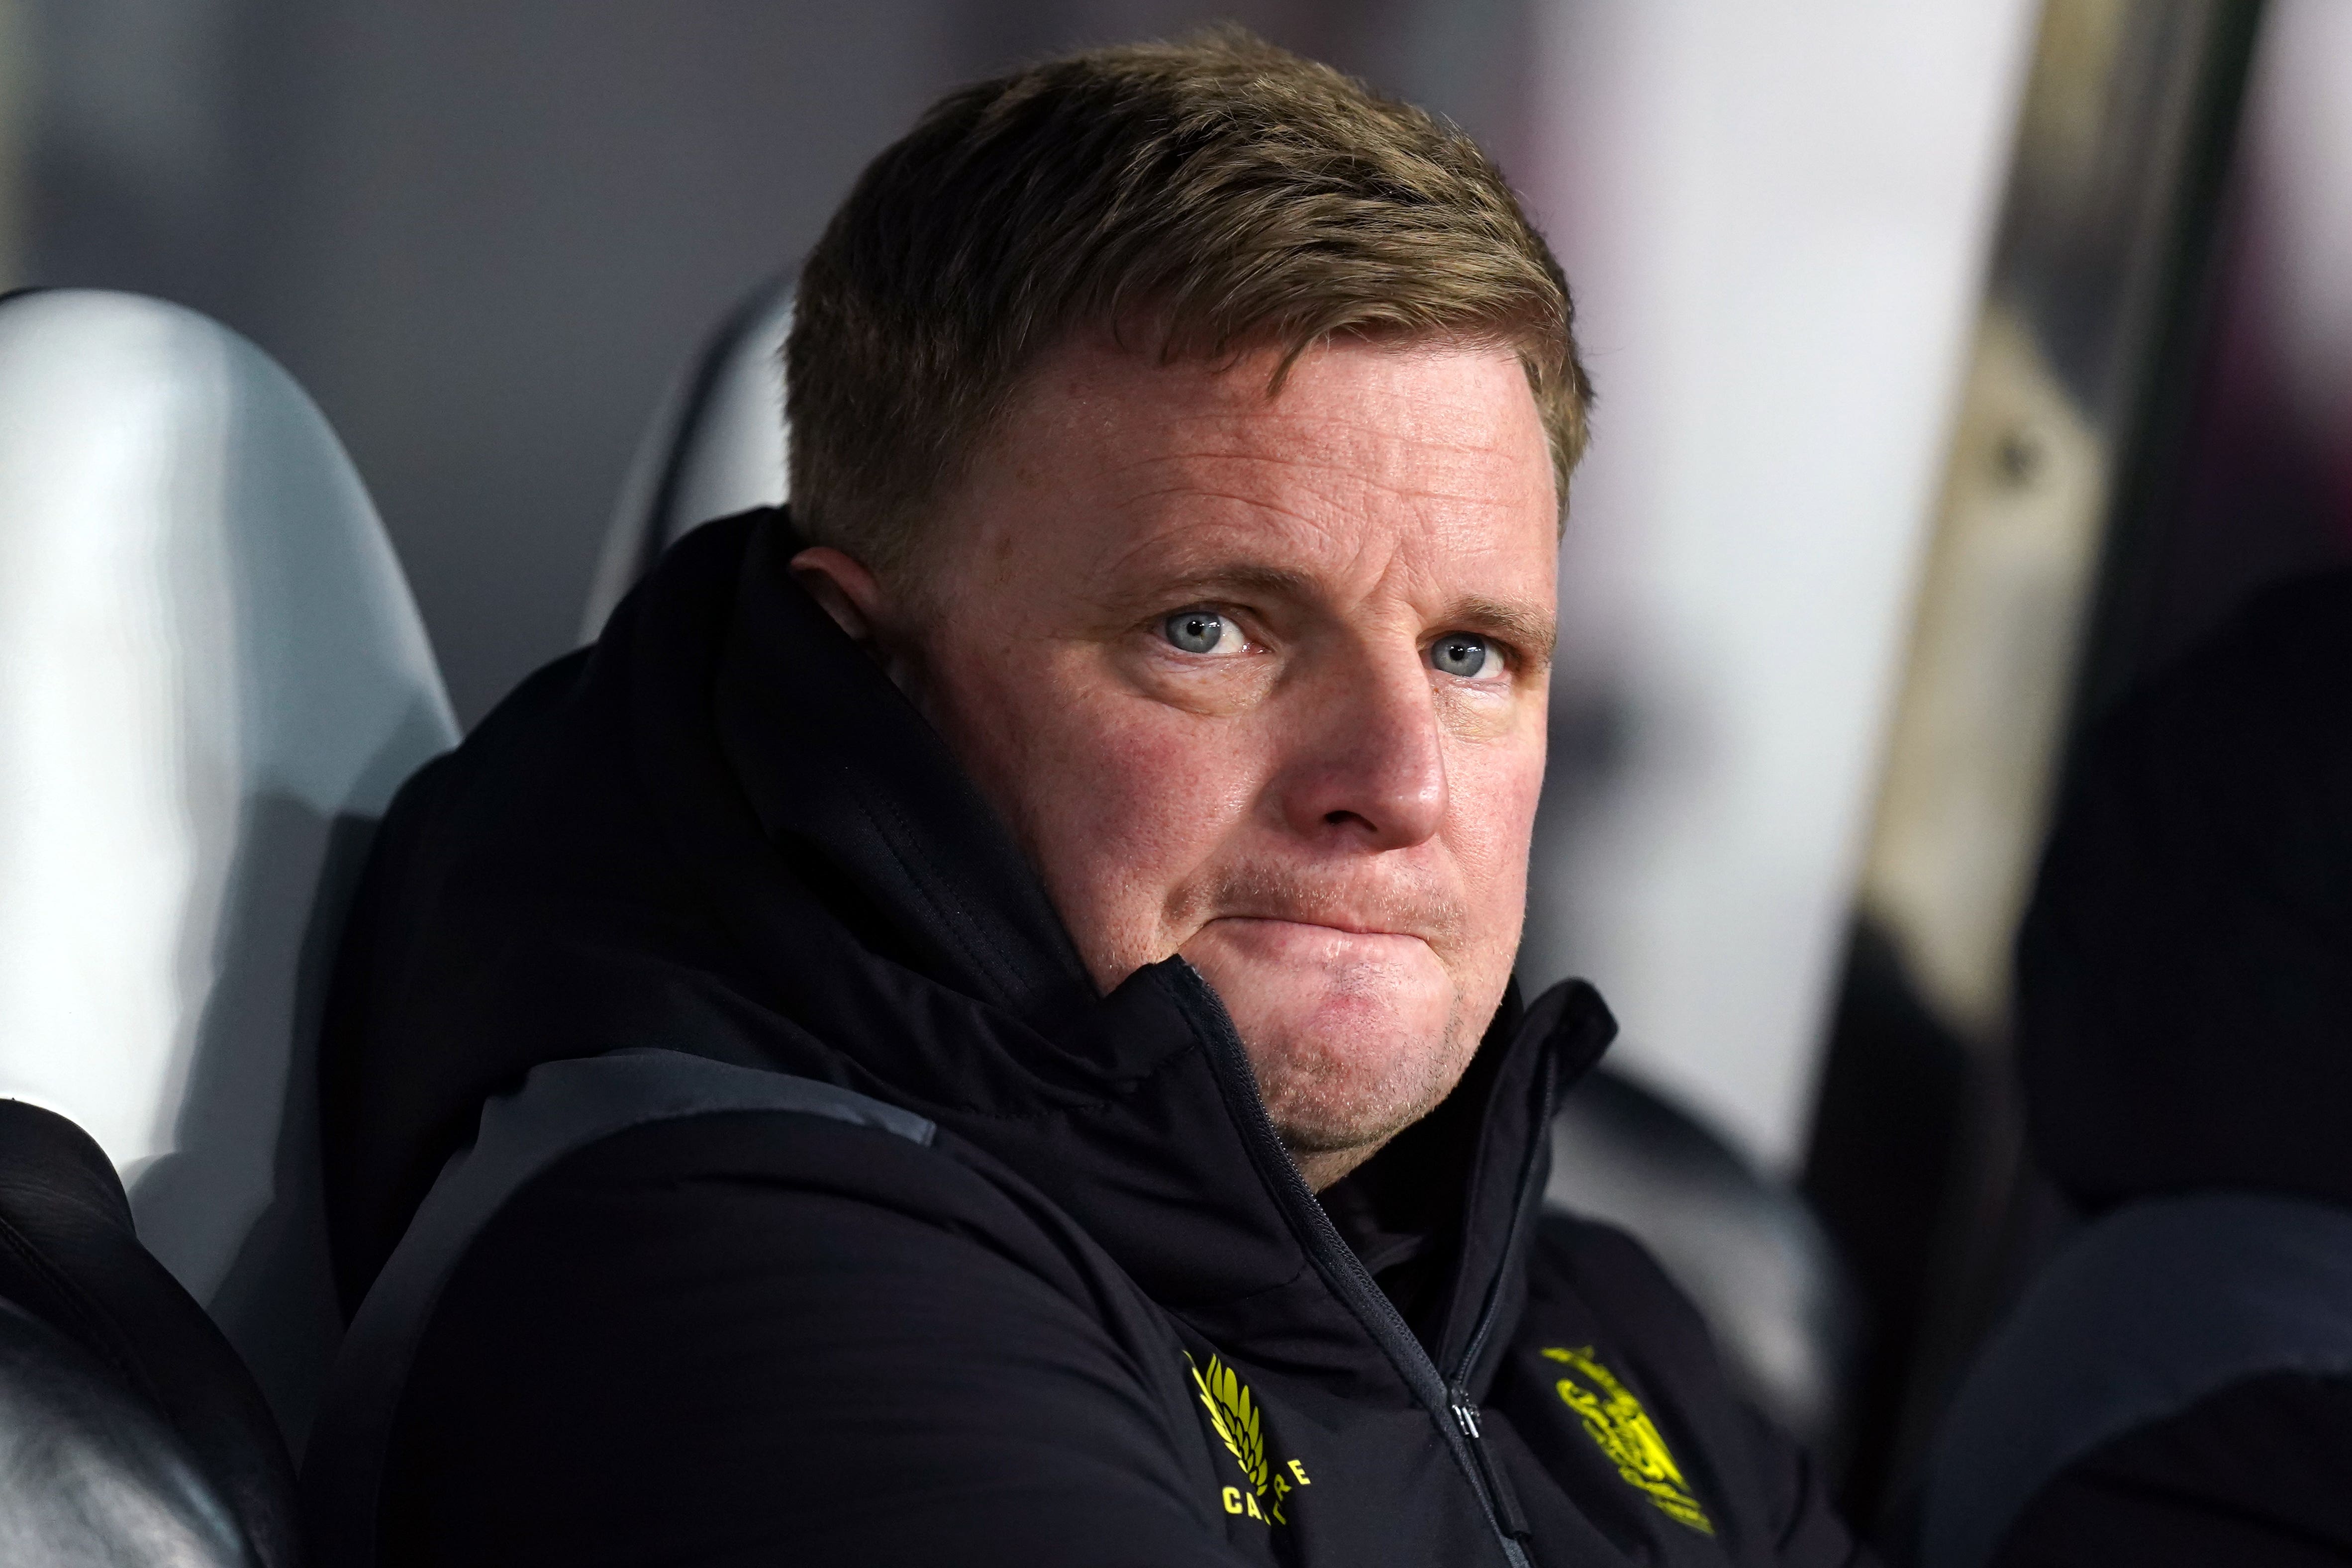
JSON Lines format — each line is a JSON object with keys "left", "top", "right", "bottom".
{"left": 788, "top": 546, "right": 888, "bottom": 644}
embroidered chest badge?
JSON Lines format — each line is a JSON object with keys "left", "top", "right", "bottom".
{"left": 1187, "top": 1353, "right": 1311, "bottom": 1525}
{"left": 1542, "top": 1346, "right": 1715, "bottom": 1536}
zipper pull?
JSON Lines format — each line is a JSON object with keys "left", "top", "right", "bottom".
{"left": 1450, "top": 1388, "right": 1533, "bottom": 1543}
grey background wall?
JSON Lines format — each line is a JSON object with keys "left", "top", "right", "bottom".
{"left": 16, "top": 0, "right": 1536, "bottom": 723}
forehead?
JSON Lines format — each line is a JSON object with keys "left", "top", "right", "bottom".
{"left": 966, "top": 334, "right": 1559, "bottom": 607}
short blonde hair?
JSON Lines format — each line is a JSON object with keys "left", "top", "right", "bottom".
{"left": 787, "top": 29, "right": 1590, "bottom": 572}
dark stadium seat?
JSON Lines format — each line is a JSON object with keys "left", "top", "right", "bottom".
{"left": 1917, "top": 568, "right": 2352, "bottom": 1568}
{"left": 1917, "top": 1192, "right": 2352, "bottom": 1568}
{"left": 0, "top": 1099, "right": 284, "bottom": 1567}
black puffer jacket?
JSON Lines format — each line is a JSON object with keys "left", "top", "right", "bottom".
{"left": 308, "top": 509, "right": 1865, "bottom": 1568}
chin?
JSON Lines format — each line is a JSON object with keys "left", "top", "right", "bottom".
{"left": 1209, "top": 965, "right": 1470, "bottom": 1156}
{"left": 1176, "top": 918, "right": 1488, "bottom": 1162}
{"left": 1252, "top": 1011, "right": 1474, "bottom": 1155}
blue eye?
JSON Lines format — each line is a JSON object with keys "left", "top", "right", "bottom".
{"left": 1163, "top": 609, "right": 1226, "bottom": 654}
{"left": 1431, "top": 633, "right": 1497, "bottom": 679}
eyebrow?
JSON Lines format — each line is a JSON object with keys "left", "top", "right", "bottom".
{"left": 1129, "top": 563, "right": 1558, "bottom": 665}
{"left": 1147, "top": 562, "right": 1320, "bottom": 603}
{"left": 1447, "top": 595, "right": 1558, "bottom": 665}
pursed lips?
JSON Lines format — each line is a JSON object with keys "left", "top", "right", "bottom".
{"left": 1198, "top": 913, "right": 1442, "bottom": 957}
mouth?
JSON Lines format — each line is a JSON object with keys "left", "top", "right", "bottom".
{"left": 1197, "top": 914, "right": 1436, "bottom": 957}
{"left": 1216, "top": 912, "right": 1417, "bottom": 937}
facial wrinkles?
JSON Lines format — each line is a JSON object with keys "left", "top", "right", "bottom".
{"left": 1096, "top": 368, "right": 1537, "bottom": 525}
{"left": 1105, "top": 446, "right": 1529, "bottom": 530}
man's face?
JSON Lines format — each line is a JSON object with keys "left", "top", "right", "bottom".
{"left": 798, "top": 334, "right": 1559, "bottom": 1188}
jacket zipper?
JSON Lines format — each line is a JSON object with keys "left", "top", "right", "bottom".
{"left": 1173, "top": 963, "right": 1555, "bottom": 1568}
{"left": 1451, "top": 1395, "right": 1535, "bottom": 1544}
{"left": 1443, "top": 1027, "right": 1559, "bottom": 1550}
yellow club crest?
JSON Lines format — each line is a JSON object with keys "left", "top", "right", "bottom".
{"left": 1542, "top": 1346, "right": 1715, "bottom": 1536}
{"left": 1186, "top": 1353, "right": 1311, "bottom": 1525}
{"left": 1191, "top": 1353, "right": 1268, "bottom": 1494}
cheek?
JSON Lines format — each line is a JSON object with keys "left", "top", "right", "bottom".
{"left": 1442, "top": 722, "right": 1547, "bottom": 956}
{"left": 944, "top": 647, "right": 1267, "bottom": 981}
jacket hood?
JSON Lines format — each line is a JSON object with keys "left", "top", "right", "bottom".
{"left": 322, "top": 508, "right": 1614, "bottom": 1386}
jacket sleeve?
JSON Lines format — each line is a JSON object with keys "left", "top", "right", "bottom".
{"left": 377, "top": 1112, "right": 1246, "bottom": 1568}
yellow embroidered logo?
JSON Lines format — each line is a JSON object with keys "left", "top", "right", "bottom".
{"left": 1187, "top": 1353, "right": 1312, "bottom": 1525}
{"left": 1542, "top": 1346, "right": 1714, "bottom": 1536}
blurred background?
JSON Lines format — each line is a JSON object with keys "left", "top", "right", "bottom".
{"left": 2, "top": 0, "right": 2346, "bottom": 1530}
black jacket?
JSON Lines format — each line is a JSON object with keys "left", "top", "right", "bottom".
{"left": 314, "top": 509, "right": 1865, "bottom": 1568}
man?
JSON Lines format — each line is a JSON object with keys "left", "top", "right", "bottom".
{"left": 307, "top": 33, "right": 1865, "bottom": 1568}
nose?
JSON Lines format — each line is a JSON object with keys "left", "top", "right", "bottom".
{"left": 1274, "top": 650, "right": 1447, "bottom": 850}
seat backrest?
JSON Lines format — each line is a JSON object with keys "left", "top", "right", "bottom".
{"left": 582, "top": 271, "right": 793, "bottom": 638}
{"left": 0, "top": 289, "right": 458, "bottom": 1452}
